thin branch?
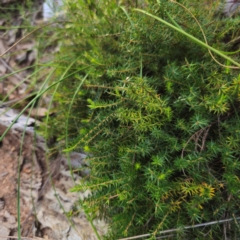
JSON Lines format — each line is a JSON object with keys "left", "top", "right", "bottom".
{"left": 118, "top": 216, "right": 240, "bottom": 240}
{"left": 0, "top": 58, "right": 23, "bottom": 81}
{"left": 0, "top": 21, "right": 67, "bottom": 58}
{"left": 181, "top": 125, "right": 211, "bottom": 158}
{"left": 0, "top": 93, "right": 34, "bottom": 108}
{"left": 0, "top": 236, "right": 45, "bottom": 240}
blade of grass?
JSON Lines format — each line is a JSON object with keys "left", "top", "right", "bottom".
{"left": 133, "top": 9, "right": 240, "bottom": 68}
{"left": 0, "top": 21, "right": 66, "bottom": 58}
{"left": 0, "top": 68, "right": 81, "bottom": 141}
{"left": 41, "top": 57, "right": 102, "bottom": 238}
{"left": 15, "top": 66, "right": 57, "bottom": 240}
{"left": 64, "top": 73, "right": 102, "bottom": 239}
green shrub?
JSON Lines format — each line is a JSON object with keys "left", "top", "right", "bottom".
{"left": 48, "top": 0, "right": 240, "bottom": 239}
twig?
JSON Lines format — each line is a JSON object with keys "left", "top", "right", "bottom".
{"left": 118, "top": 216, "right": 240, "bottom": 240}
{"left": 0, "top": 21, "right": 66, "bottom": 58}
{"left": 181, "top": 125, "right": 211, "bottom": 158}
{"left": 0, "top": 236, "right": 45, "bottom": 240}
{"left": 0, "top": 93, "right": 34, "bottom": 108}
{"left": 0, "top": 58, "right": 23, "bottom": 81}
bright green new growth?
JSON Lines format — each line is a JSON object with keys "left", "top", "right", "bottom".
{"left": 48, "top": 0, "right": 240, "bottom": 239}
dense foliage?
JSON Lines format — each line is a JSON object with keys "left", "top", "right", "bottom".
{"left": 48, "top": 0, "right": 240, "bottom": 239}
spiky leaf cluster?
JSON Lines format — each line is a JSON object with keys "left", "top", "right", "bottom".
{"left": 48, "top": 0, "right": 240, "bottom": 239}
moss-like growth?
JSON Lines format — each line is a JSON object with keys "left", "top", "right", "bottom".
{"left": 48, "top": 0, "right": 240, "bottom": 239}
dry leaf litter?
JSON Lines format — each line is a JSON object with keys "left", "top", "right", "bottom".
{"left": 0, "top": 1, "right": 107, "bottom": 239}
